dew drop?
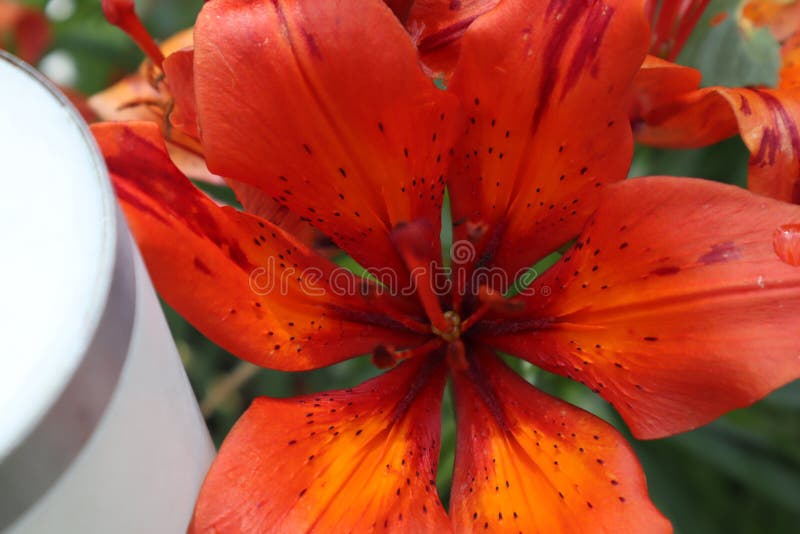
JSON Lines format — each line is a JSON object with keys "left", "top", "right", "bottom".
{"left": 773, "top": 224, "right": 800, "bottom": 266}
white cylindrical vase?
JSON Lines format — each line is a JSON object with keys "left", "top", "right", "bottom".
{"left": 0, "top": 51, "right": 214, "bottom": 533}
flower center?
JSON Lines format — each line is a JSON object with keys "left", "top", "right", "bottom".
{"left": 432, "top": 310, "right": 461, "bottom": 343}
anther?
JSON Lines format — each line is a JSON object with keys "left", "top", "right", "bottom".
{"left": 432, "top": 310, "right": 461, "bottom": 343}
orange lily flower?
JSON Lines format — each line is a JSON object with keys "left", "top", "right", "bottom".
{"left": 632, "top": 0, "right": 800, "bottom": 204}
{"left": 92, "top": 0, "right": 800, "bottom": 531}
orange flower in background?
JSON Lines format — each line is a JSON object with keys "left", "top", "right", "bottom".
{"left": 0, "top": 0, "right": 50, "bottom": 64}
{"left": 94, "top": 0, "right": 320, "bottom": 248}
{"left": 632, "top": 0, "right": 800, "bottom": 204}
{"left": 92, "top": 0, "right": 800, "bottom": 531}
{"left": 87, "top": 25, "right": 217, "bottom": 183}
{"left": 741, "top": 0, "right": 800, "bottom": 42}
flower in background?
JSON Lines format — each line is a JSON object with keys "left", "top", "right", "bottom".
{"left": 87, "top": 25, "right": 217, "bottom": 184}
{"left": 632, "top": 0, "right": 800, "bottom": 203}
{"left": 93, "top": 0, "right": 322, "bottom": 249}
{"left": 93, "top": 0, "right": 800, "bottom": 531}
{"left": 0, "top": 0, "right": 50, "bottom": 64}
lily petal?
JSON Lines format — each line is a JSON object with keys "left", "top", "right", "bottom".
{"left": 450, "top": 349, "right": 670, "bottom": 533}
{"left": 646, "top": 0, "right": 711, "bottom": 61}
{"left": 447, "top": 0, "right": 649, "bottom": 277}
{"left": 639, "top": 85, "right": 800, "bottom": 203}
{"left": 93, "top": 121, "right": 427, "bottom": 370}
{"left": 193, "top": 0, "right": 463, "bottom": 275}
{"left": 405, "top": 0, "right": 500, "bottom": 80}
{"left": 632, "top": 56, "right": 800, "bottom": 203}
{"left": 780, "top": 32, "right": 800, "bottom": 90}
{"left": 479, "top": 177, "right": 800, "bottom": 439}
{"left": 86, "top": 28, "right": 221, "bottom": 184}
{"left": 190, "top": 355, "right": 450, "bottom": 533}
{"left": 742, "top": 0, "right": 800, "bottom": 43}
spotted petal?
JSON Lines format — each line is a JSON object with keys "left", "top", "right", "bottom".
{"left": 93, "top": 121, "right": 427, "bottom": 370}
{"left": 193, "top": 0, "right": 463, "bottom": 275}
{"left": 479, "top": 177, "right": 800, "bottom": 439}
{"left": 190, "top": 355, "right": 449, "bottom": 533}
{"left": 446, "top": 0, "right": 650, "bottom": 278}
{"left": 449, "top": 349, "right": 670, "bottom": 533}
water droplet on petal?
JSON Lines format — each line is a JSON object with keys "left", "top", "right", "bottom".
{"left": 773, "top": 224, "right": 800, "bottom": 266}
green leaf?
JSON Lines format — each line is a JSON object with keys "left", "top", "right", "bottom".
{"left": 677, "top": 0, "right": 780, "bottom": 88}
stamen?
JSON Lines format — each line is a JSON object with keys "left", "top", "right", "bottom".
{"left": 371, "top": 338, "right": 445, "bottom": 369}
{"left": 446, "top": 340, "right": 468, "bottom": 370}
{"left": 370, "top": 301, "right": 432, "bottom": 335}
{"left": 461, "top": 285, "right": 524, "bottom": 333}
{"left": 452, "top": 219, "right": 489, "bottom": 313}
{"left": 102, "top": 0, "right": 165, "bottom": 69}
{"left": 392, "top": 221, "right": 450, "bottom": 333}
{"left": 431, "top": 310, "right": 461, "bottom": 343}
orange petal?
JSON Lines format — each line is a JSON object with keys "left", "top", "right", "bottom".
{"left": 630, "top": 55, "right": 704, "bottom": 135}
{"left": 648, "top": 87, "right": 800, "bottom": 203}
{"left": 446, "top": 0, "right": 649, "bottom": 277}
{"left": 779, "top": 31, "right": 800, "bottom": 90}
{"left": 92, "top": 121, "right": 428, "bottom": 370}
{"left": 86, "top": 28, "right": 217, "bottom": 182}
{"left": 192, "top": 0, "right": 464, "bottom": 275}
{"left": 161, "top": 47, "right": 197, "bottom": 138}
{"left": 633, "top": 58, "right": 800, "bottom": 203}
{"left": 190, "top": 355, "right": 450, "bottom": 533}
{"left": 226, "top": 180, "right": 322, "bottom": 253}
{"left": 729, "top": 87, "right": 800, "bottom": 203}
{"left": 405, "top": 0, "right": 500, "bottom": 80}
{"left": 450, "top": 349, "right": 670, "bottom": 533}
{"left": 480, "top": 177, "right": 800, "bottom": 439}
{"left": 741, "top": 0, "right": 800, "bottom": 42}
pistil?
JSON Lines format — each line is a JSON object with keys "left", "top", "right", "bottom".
{"left": 101, "top": 0, "right": 165, "bottom": 69}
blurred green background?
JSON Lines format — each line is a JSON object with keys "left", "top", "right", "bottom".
{"left": 8, "top": 0, "right": 799, "bottom": 531}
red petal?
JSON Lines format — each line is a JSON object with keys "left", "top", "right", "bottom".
{"left": 193, "top": 0, "right": 463, "bottom": 275}
{"left": 632, "top": 59, "right": 800, "bottom": 204}
{"left": 226, "top": 180, "right": 322, "bottom": 252}
{"left": 480, "top": 177, "right": 800, "bottom": 438}
{"left": 190, "top": 356, "right": 450, "bottom": 533}
{"left": 384, "top": 0, "right": 414, "bottom": 21}
{"left": 646, "top": 0, "right": 711, "bottom": 61}
{"left": 87, "top": 29, "right": 220, "bottom": 184}
{"left": 630, "top": 56, "right": 705, "bottom": 137}
{"left": 450, "top": 349, "right": 670, "bottom": 533}
{"left": 162, "top": 47, "right": 198, "bottom": 139}
{"left": 406, "top": 0, "right": 500, "bottom": 80}
{"left": 446, "top": 0, "right": 649, "bottom": 276}
{"left": 731, "top": 88, "right": 800, "bottom": 204}
{"left": 93, "top": 122, "right": 427, "bottom": 370}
